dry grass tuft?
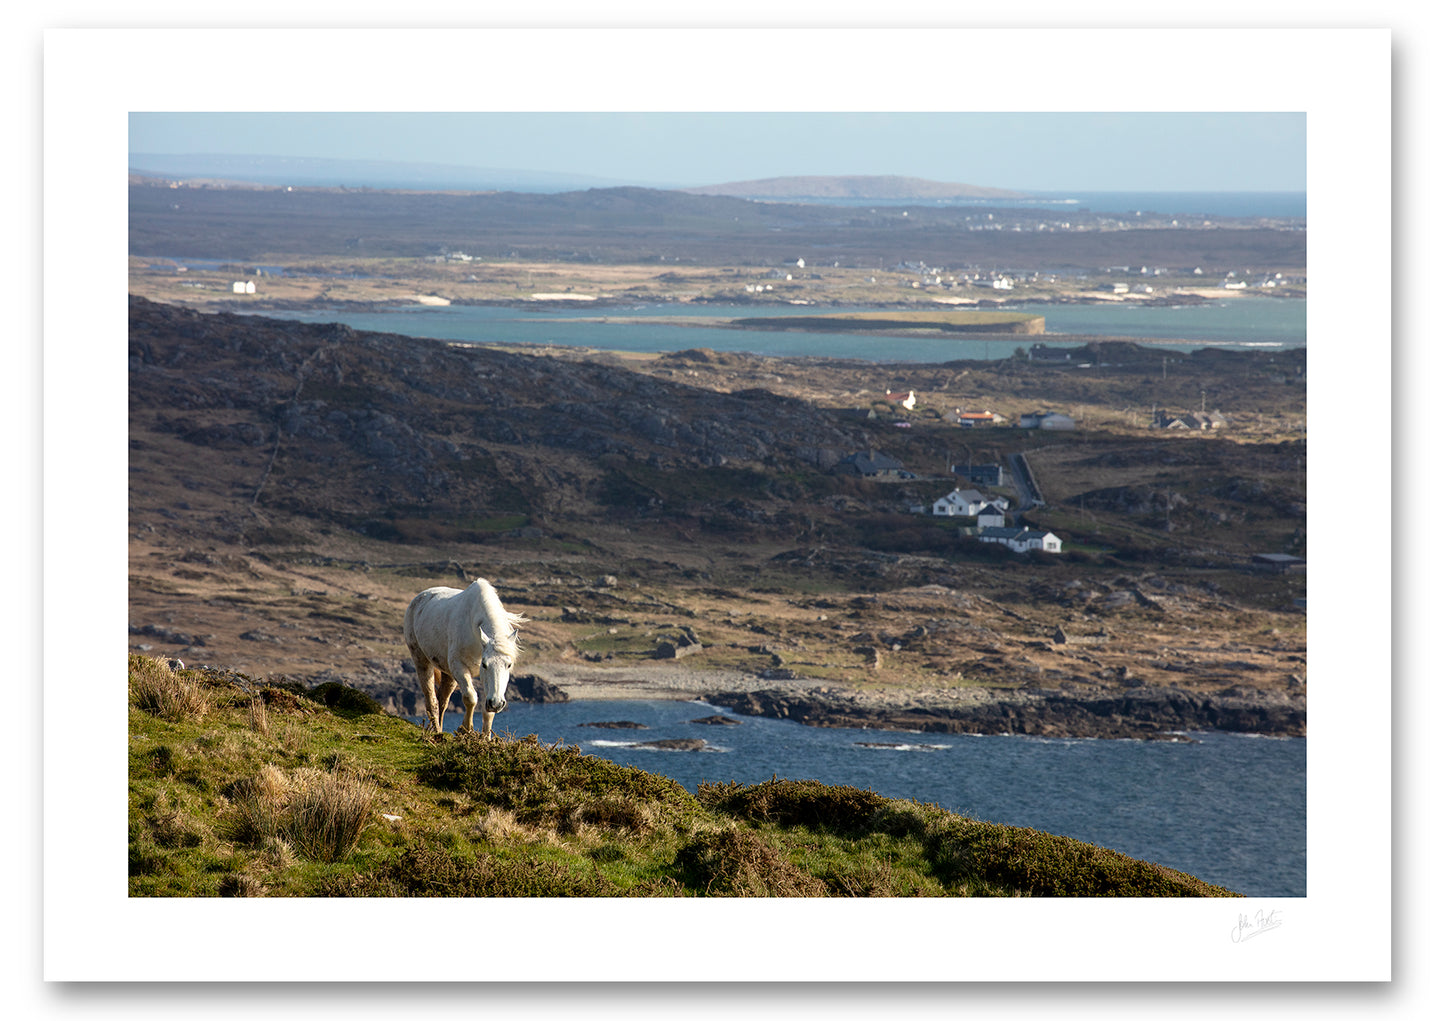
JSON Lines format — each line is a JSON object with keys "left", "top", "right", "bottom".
{"left": 288, "top": 770, "right": 376, "bottom": 862}
{"left": 229, "top": 764, "right": 376, "bottom": 862}
{"left": 249, "top": 695, "right": 271, "bottom": 737}
{"left": 259, "top": 835, "right": 297, "bottom": 871}
{"left": 219, "top": 873, "right": 268, "bottom": 897}
{"left": 129, "top": 654, "right": 209, "bottom": 722}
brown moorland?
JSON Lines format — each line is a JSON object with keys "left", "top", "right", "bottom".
{"left": 129, "top": 295, "right": 1304, "bottom": 738}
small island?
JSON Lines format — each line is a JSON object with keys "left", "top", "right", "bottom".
{"left": 730, "top": 309, "right": 1046, "bottom": 336}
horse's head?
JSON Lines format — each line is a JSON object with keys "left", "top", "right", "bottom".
{"left": 479, "top": 627, "right": 521, "bottom": 714}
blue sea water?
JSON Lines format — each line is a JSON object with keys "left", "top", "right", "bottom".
{"left": 427, "top": 699, "right": 1305, "bottom": 898}
{"left": 258, "top": 295, "right": 1303, "bottom": 362}
{"left": 966, "top": 191, "right": 1304, "bottom": 220}
{"left": 784, "top": 191, "right": 1306, "bottom": 220}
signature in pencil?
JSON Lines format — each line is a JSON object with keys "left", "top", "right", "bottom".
{"left": 1231, "top": 908, "right": 1284, "bottom": 943}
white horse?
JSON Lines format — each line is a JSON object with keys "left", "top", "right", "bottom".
{"left": 403, "top": 578, "right": 529, "bottom": 738}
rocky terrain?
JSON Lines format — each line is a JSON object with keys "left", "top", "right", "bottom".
{"left": 129, "top": 296, "right": 1306, "bottom": 737}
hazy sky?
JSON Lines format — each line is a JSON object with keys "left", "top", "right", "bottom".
{"left": 128, "top": 111, "right": 1304, "bottom": 193}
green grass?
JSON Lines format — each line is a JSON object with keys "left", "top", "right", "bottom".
{"left": 127, "top": 654, "right": 1241, "bottom": 898}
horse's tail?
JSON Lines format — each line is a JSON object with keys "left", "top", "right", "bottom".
{"left": 402, "top": 591, "right": 422, "bottom": 645}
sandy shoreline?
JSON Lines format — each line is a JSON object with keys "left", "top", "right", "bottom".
{"left": 521, "top": 661, "right": 1306, "bottom": 740}
{"left": 525, "top": 661, "right": 794, "bottom": 703}
{"left": 525, "top": 661, "right": 1031, "bottom": 711}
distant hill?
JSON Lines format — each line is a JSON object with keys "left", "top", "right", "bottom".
{"left": 129, "top": 176, "right": 1308, "bottom": 268}
{"left": 126, "top": 153, "right": 650, "bottom": 194}
{"left": 685, "top": 175, "right": 1027, "bottom": 201}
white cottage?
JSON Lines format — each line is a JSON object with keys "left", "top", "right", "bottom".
{"left": 978, "top": 526, "right": 1062, "bottom": 554}
{"left": 933, "top": 488, "right": 1008, "bottom": 517}
{"left": 977, "top": 505, "right": 1009, "bottom": 529}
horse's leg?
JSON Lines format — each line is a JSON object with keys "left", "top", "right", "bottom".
{"left": 451, "top": 659, "right": 478, "bottom": 733}
{"left": 482, "top": 711, "right": 497, "bottom": 740}
{"left": 435, "top": 672, "right": 458, "bottom": 731}
{"left": 412, "top": 652, "right": 442, "bottom": 734}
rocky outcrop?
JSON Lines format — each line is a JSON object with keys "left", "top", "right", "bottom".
{"left": 130, "top": 623, "right": 207, "bottom": 648}
{"left": 509, "top": 673, "right": 571, "bottom": 704}
{"left": 704, "top": 686, "right": 1304, "bottom": 740}
{"left": 655, "top": 627, "right": 704, "bottom": 660}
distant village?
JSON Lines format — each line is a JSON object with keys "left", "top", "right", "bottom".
{"left": 835, "top": 376, "right": 1240, "bottom": 558}
{"left": 836, "top": 444, "right": 1061, "bottom": 556}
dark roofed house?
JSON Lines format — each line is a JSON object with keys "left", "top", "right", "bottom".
{"left": 953, "top": 463, "right": 1006, "bottom": 486}
{"left": 835, "top": 450, "right": 907, "bottom": 478}
{"left": 977, "top": 505, "right": 1009, "bottom": 529}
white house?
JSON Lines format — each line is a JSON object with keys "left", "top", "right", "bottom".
{"left": 231, "top": 280, "right": 256, "bottom": 294}
{"left": 1021, "top": 529, "right": 1063, "bottom": 553}
{"left": 886, "top": 389, "right": 917, "bottom": 411}
{"left": 977, "top": 505, "right": 1009, "bottom": 529}
{"left": 978, "top": 526, "right": 1062, "bottom": 554}
{"left": 933, "top": 488, "right": 1009, "bottom": 517}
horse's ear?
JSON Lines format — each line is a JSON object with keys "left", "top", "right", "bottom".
{"left": 477, "top": 626, "right": 493, "bottom": 645}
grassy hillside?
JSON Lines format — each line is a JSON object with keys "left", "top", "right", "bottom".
{"left": 128, "top": 654, "right": 1239, "bottom": 898}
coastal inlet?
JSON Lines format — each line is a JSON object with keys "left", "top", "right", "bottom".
{"left": 432, "top": 697, "right": 1306, "bottom": 899}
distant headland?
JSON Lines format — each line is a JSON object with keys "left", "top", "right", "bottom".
{"left": 684, "top": 174, "right": 1027, "bottom": 201}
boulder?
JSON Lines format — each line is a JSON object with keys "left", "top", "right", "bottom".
{"left": 636, "top": 738, "right": 707, "bottom": 751}
{"left": 853, "top": 645, "right": 883, "bottom": 669}
{"left": 655, "top": 630, "right": 703, "bottom": 659}
{"left": 509, "top": 673, "right": 571, "bottom": 703}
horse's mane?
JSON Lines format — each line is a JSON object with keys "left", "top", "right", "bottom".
{"left": 473, "top": 578, "right": 529, "bottom": 660}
